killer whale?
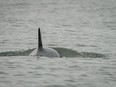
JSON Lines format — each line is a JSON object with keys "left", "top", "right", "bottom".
{"left": 29, "top": 28, "right": 60, "bottom": 57}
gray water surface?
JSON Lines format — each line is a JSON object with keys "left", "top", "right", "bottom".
{"left": 0, "top": 0, "right": 116, "bottom": 87}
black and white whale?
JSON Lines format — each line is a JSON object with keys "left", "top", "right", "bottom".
{"left": 29, "top": 28, "right": 60, "bottom": 57}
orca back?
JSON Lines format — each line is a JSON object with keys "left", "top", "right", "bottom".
{"left": 29, "top": 28, "right": 60, "bottom": 57}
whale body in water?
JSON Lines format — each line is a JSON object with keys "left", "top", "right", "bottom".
{"left": 30, "top": 28, "right": 60, "bottom": 57}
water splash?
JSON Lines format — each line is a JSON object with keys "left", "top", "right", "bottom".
{"left": 0, "top": 48, "right": 105, "bottom": 58}
{"left": 0, "top": 48, "right": 35, "bottom": 56}
{"left": 53, "top": 47, "right": 106, "bottom": 58}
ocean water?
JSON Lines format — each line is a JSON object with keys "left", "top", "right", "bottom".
{"left": 0, "top": 0, "right": 116, "bottom": 87}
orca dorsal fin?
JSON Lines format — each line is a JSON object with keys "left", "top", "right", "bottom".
{"left": 38, "top": 28, "right": 43, "bottom": 49}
